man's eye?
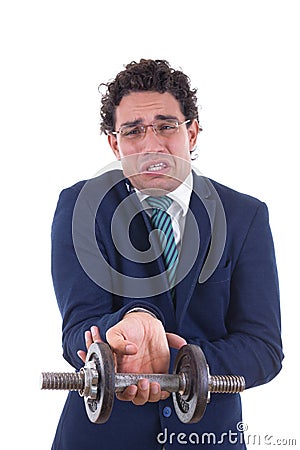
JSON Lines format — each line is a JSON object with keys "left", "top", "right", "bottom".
{"left": 122, "top": 126, "right": 143, "bottom": 137}
{"left": 157, "top": 123, "right": 177, "bottom": 132}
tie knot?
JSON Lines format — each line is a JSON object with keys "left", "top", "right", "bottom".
{"left": 147, "top": 195, "right": 173, "bottom": 211}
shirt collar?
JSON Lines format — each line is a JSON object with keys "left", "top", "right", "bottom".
{"left": 133, "top": 172, "right": 193, "bottom": 217}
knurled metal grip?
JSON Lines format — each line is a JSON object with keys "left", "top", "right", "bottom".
{"left": 41, "top": 343, "right": 245, "bottom": 424}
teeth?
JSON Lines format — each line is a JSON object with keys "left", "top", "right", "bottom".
{"left": 147, "top": 162, "right": 166, "bottom": 172}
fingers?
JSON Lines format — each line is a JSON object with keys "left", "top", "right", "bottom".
{"left": 116, "top": 380, "right": 170, "bottom": 405}
{"left": 90, "top": 326, "right": 103, "bottom": 343}
{"left": 77, "top": 326, "right": 104, "bottom": 364}
{"left": 85, "top": 330, "right": 93, "bottom": 349}
{"left": 116, "top": 385, "right": 138, "bottom": 402}
{"left": 85, "top": 326, "right": 104, "bottom": 350}
{"left": 166, "top": 332, "right": 187, "bottom": 349}
{"left": 77, "top": 350, "right": 86, "bottom": 363}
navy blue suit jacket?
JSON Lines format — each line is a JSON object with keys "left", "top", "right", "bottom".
{"left": 51, "top": 170, "right": 283, "bottom": 449}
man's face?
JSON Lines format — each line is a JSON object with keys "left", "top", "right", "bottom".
{"left": 108, "top": 92, "right": 199, "bottom": 194}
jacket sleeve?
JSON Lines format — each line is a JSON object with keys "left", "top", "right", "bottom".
{"left": 200, "top": 202, "right": 283, "bottom": 388}
{"left": 51, "top": 185, "right": 164, "bottom": 370}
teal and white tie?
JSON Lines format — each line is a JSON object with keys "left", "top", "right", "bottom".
{"left": 147, "top": 196, "right": 179, "bottom": 302}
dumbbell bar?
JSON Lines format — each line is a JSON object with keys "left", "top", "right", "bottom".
{"left": 41, "top": 343, "right": 245, "bottom": 424}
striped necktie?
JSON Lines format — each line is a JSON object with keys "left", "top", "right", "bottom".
{"left": 147, "top": 196, "right": 178, "bottom": 301}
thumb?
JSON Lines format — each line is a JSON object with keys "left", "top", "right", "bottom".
{"left": 106, "top": 329, "right": 138, "bottom": 356}
{"left": 166, "top": 332, "right": 187, "bottom": 349}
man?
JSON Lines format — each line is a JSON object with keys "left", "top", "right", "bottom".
{"left": 51, "top": 59, "right": 283, "bottom": 449}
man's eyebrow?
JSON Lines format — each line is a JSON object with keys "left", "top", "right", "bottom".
{"left": 120, "top": 115, "right": 180, "bottom": 128}
{"left": 119, "top": 118, "right": 143, "bottom": 128}
{"left": 154, "top": 114, "right": 179, "bottom": 121}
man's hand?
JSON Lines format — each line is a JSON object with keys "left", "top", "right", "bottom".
{"left": 77, "top": 313, "right": 186, "bottom": 406}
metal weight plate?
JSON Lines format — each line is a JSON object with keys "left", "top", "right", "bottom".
{"left": 84, "top": 342, "right": 115, "bottom": 424}
{"left": 172, "top": 344, "right": 209, "bottom": 423}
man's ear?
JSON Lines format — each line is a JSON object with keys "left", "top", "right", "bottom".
{"left": 188, "top": 119, "right": 200, "bottom": 150}
{"left": 108, "top": 134, "right": 121, "bottom": 160}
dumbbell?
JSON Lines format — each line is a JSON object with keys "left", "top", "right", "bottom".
{"left": 41, "top": 343, "right": 245, "bottom": 424}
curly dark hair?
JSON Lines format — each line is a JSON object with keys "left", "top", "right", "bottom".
{"left": 99, "top": 59, "right": 199, "bottom": 135}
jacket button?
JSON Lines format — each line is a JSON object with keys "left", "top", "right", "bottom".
{"left": 162, "top": 406, "right": 172, "bottom": 418}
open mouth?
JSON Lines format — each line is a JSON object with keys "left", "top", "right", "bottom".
{"left": 146, "top": 162, "right": 168, "bottom": 172}
{"left": 140, "top": 159, "right": 172, "bottom": 174}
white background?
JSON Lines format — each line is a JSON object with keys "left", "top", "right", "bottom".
{"left": 1, "top": 1, "right": 299, "bottom": 448}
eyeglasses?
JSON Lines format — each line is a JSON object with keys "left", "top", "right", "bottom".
{"left": 111, "top": 119, "right": 191, "bottom": 141}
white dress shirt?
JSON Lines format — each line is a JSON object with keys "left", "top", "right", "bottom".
{"left": 134, "top": 172, "right": 193, "bottom": 253}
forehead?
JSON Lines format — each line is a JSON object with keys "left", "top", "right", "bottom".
{"left": 115, "top": 91, "right": 184, "bottom": 126}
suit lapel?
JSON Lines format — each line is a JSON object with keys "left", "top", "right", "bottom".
{"left": 175, "top": 174, "right": 218, "bottom": 325}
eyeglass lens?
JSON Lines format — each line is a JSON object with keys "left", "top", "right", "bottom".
{"left": 120, "top": 120, "right": 181, "bottom": 139}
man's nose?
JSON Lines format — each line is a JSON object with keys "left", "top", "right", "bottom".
{"left": 139, "top": 126, "right": 165, "bottom": 151}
